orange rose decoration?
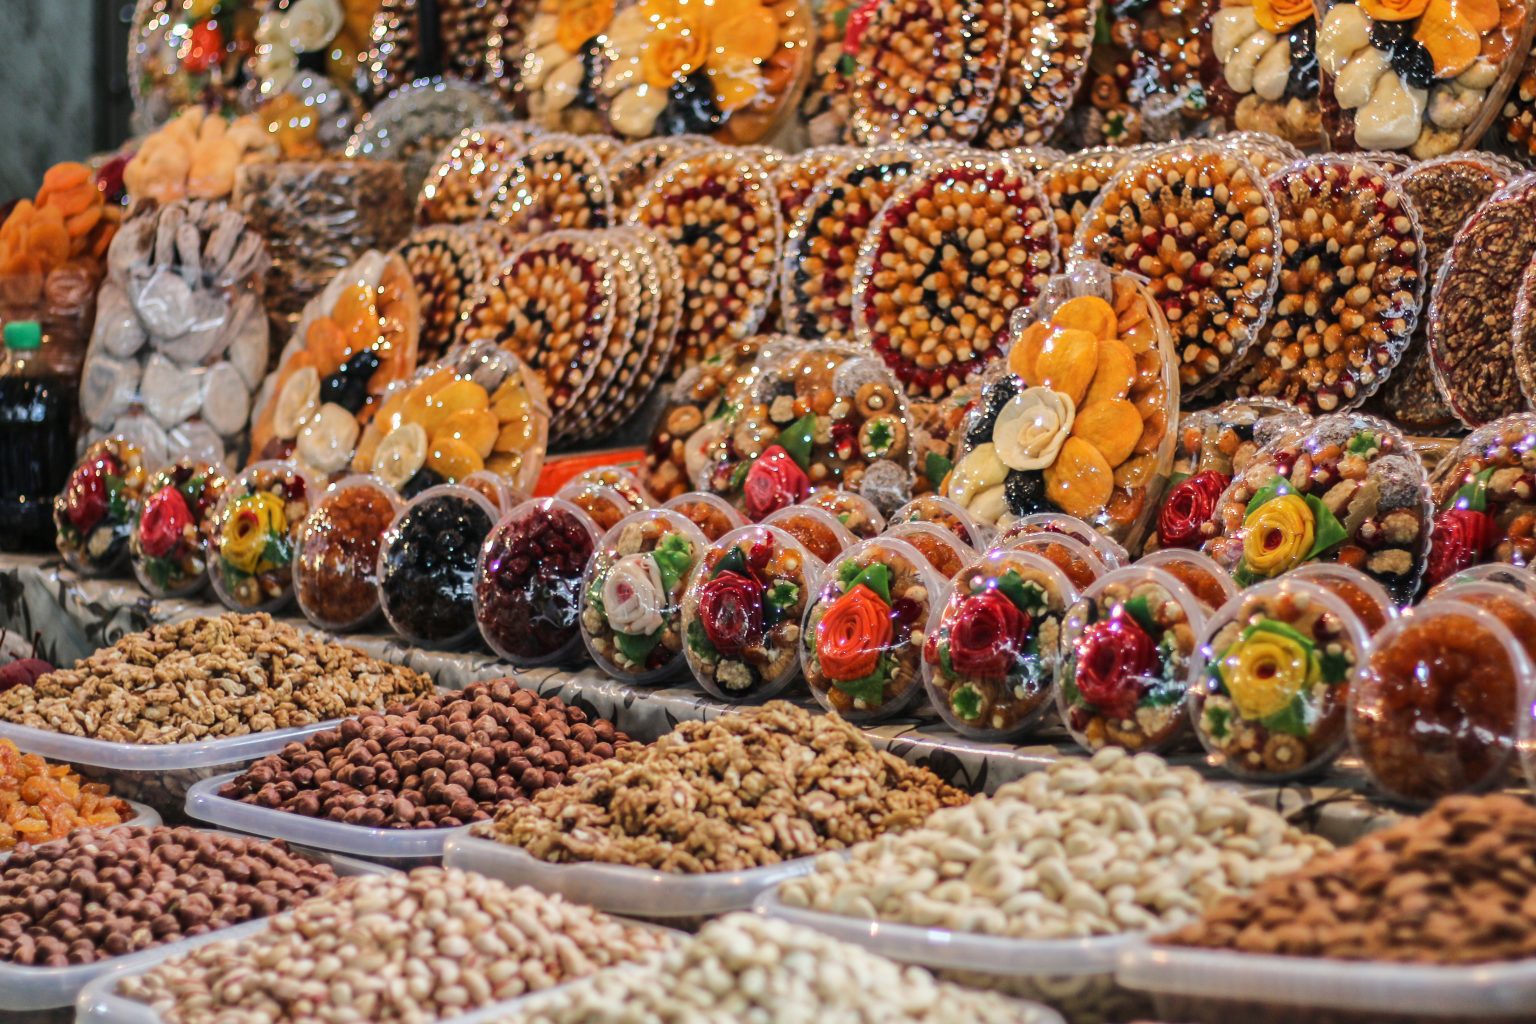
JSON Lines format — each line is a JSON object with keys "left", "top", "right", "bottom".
{"left": 815, "top": 583, "right": 893, "bottom": 681}
{"left": 1358, "top": 0, "right": 1430, "bottom": 20}
{"left": 558, "top": 0, "right": 616, "bottom": 53}
{"left": 643, "top": 13, "right": 710, "bottom": 87}
{"left": 1255, "top": 0, "right": 1316, "bottom": 31}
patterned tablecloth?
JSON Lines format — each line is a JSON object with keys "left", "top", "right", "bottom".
{"left": 0, "top": 553, "right": 1403, "bottom": 844}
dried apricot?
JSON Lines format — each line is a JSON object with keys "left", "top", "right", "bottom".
{"left": 1044, "top": 436, "right": 1115, "bottom": 518}
{"left": 1084, "top": 337, "right": 1139, "bottom": 404}
{"left": 1050, "top": 295, "right": 1118, "bottom": 339}
{"left": 426, "top": 436, "right": 486, "bottom": 479}
{"left": 1009, "top": 321, "right": 1052, "bottom": 380}
{"left": 1072, "top": 398, "right": 1144, "bottom": 467}
{"left": 1033, "top": 327, "right": 1099, "bottom": 405}
{"left": 437, "top": 408, "right": 499, "bottom": 458}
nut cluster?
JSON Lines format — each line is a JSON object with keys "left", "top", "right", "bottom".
{"left": 219, "top": 680, "right": 626, "bottom": 829}
{"left": 1160, "top": 794, "right": 1536, "bottom": 962}
{"left": 779, "top": 747, "right": 1330, "bottom": 938}
{"left": 486, "top": 135, "right": 614, "bottom": 235}
{"left": 416, "top": 124, "right": 529, "bottom": 225}
{"left": 477, "top": 702, "right": 968, "bottom": 873}
{"left": 115, "top": 869, "right": 673, "bottom": 1022}
{"left": 394, "top": 225, "right": 485, "bottom": 364}
{"left": 0, "top": 826, "right": 338, "bottom": 966}
{"left": 981, "top": 0, "right": 1096, "bottom": 147}
{"left": 0, "top": 614, "right": 433, "bottom": 744}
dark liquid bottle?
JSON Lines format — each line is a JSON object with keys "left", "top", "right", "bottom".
{"left": 0, "top": 321, "right": 79, "bottom": 551}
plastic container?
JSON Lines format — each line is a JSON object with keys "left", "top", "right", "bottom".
{"left": 0, "top": 800, "right": 160, "bottom": 865}
{"left": 128, "top": 459, "right": 229, "bottom": 600}
{"left": 1136, "top": 549, "right": 1238, "bottom": 613}
{"left": 804, "top": 488, "right": 886, "bottom": 539}
{"left": 680, "top": 524, "right": 824, "bottom": 703}
{"left": 762, "top": 504, "right": 856, "bottom": 563}
{"left": 207, "top": 460, "right": 315, "bottom": 613}
{"left": 0, "top": 319, "right": 82, "bottom": 553}
{"left": 1117, "top": 942, "right": 1536, "bottom": 1023}
{"left": 1423, "top": 412, "right": 1536, "bottom": 587}
{"left": 1430, "top": 581, "right": 1536, "bottom": 675}
{"left": 555, "top": 481, "right": 633, "bottom": 534}
{"left": 580, "top": 508, "right": 710, "bottom": 685}
{"left": 1057, "top": 566, "right": 1207, "bottom": 754}
{"left": 475, "top": 498, "right": 600, "bottom": 667}
{"left": 377, "top": 484, "right": 498, "bottom": 648}
{"left": 292, "top": 474, "right": 401, "bottom": 633}
{"left": 887, "top": 494, "right": 995, "bottom": 550}
{"left": 442, "top": 830, "right": 816, "bottom": 920}
{"left": 802, "top": 536, "right": 946, "bottom": 724}
{"left": 53, "top": 436, "right": 151, "bottom": 576}
{"left": 1349, "top": 599, "right": 1535, "bottom": 806}
{"left": 922, "top": 549, "right": 1078, "bottom": 741}
{"left": 573, "top": 467, "right": 653, "bottom": 513}
{"left": 1288, "top": 562, "right": 1397, "bottom": 634}
{"left": 1001, "top": 530, "right": 1107, "bottom": 593}
{"left": 457, "top": 472, "right": 514, "bottom": 515}
{"left": 1000, "top": 512, "right": 1130, "bottom": 568}
{"left": 1190, "top": 579, "right": 1368, "bottom": 781}
{"left": 1429, "top": 561, "right": 1536, "bottom": 597}
{"left": 883, "top": 521, "right": 976, "bottom": 580}
{"left": 661, "top": 492, "right": 747, "bottom": 542}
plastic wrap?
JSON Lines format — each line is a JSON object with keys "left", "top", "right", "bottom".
{"left": 1202, "top": 412, "right": 1432, "bottom": 604}
{"left": 921, "top": 547, "right": 1077, "bottom": 739}
{"left": 883, "top": 521, "right": 976, "bottom": 579}
{"left": 1421, "top": 412, "right": 1536, "bottom": 588}
{"left": 762, "top": 503, "right": 856, "bottom": 561}
{"left": 944, "top": 263, "right": 1177, "bottom": 550}
{"left": 208, "top": 460, "right": 315, "bottom": 612}
{"left": 351, "top": 340, "right": 549, "bottom": 497}
{"left": 1349, "top": 598, "right": 1533, "bottom": 804}
{"left": 121, "top": 108, "right": 280, "bottom": 206}
{"left": 485, "top": 133, "right": 614, "bottom": 234}
{"left": 848, "top": 0, "right": 1010, "bottom": 144}
{"left": 1490, "top": 39, "right": 1536, "bottom": 164}
{"left": 1191, "top": 578, "right": 1368, "bottom": 781}
{"left": 53, "top": 438, "right": 152, "bottom": 577}
{"left": 1071, "top": 143, "right": 1281, "bottom": 399}
{"left": 662, "top": 491, "right": 747, "bottom": 541}
{"left": 804, "top": 488, "right": 887, "bottom": 538}
{"left": 293, "top": 474, "right": 400, "bottom": 632}
{"left": 887, "top": 494, "right": 995, "bottom": 550}
{"left": 627, "top": 149, "right": 782, "bottom": 369}
{"left": 475, "top": 497, "right": 600, "bottom": 666}
{"left": 1057, "top": 565, "right": 1207, "bottom": 753}
{"left": 999, "top": 511, "right": 1131, "bottom": 567}
{"left": 681, "top": 524, "right": 823, "bottom": 702}
{"left": 603, "top": 135, "right": 716, "bottom": 215}
{"left": 802, "top": 536, "right": 945, "bottom": 723}
{"left": 128, "top": 0, "right": 258, "bottom": 132}
{"left": 129, "top": 459, "right": 230, "bottom": 599}
{"left": 392, "top": 224, "right": 485, "bottom": 365}
{"left": 1001, "top": 530, "right": 1109, "bottom": 591}
{"left": 253, "top": 67, "right": 366, "bottom": 162}
{"left": 579, "top": 508, "right": 709, "bottom": 684}
{"left": 251, "top": 0, "right": 377, "bottom": 120}
{"left": 1228, "top": 156, "right": 1427, "bottom": 414}
{"left": 416, "top": 123, "right": 532, "bottom": 225}
{"left": 1315, "top": 0, "right": 1533, "bottom": 158}
{"left": 1038, "top": 147, "right": 1139, "bottom": 243}
{"left": 851, "top": 150, "right": 1059, "bottom": 400}
{"left": 1200, "top": 0, "right": 1321, "bottom": 147}
{"left": 1078, "top": 0, "right": 1210, "bottom": 147}
{"left": 1137, "top": 548, "right": 1239, "bottom": 611}
{"left": 365, "top": 0, "right": 529, "bottom": 104}
{"left": 980, "top": 0, "right": 1098, "bottom": 148}
{"left": 768, "top": 146, "right": 853, "bottom": 231}
{"left": 377, "top": 483, "right": 497, "bottom": 647}
{"left": 346, "top": 77, "right": 510, "bottom": 199}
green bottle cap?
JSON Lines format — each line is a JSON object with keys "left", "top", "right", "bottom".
{"left": 3, "top": 321, "right": 41, "bottom": 351}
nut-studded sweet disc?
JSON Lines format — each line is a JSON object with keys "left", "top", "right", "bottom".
{"left": 1228, "top": 156, "right": 1426, "bottom": 414}
{"left": 978, "top": 0, "right": 1098, "bottom": 148}
{"left": 1071, "top": 142, "right": 1281, "bottom": 398}
{"left": 849, "top": 0, "right": 1010, "bottom": 145}
{"left": 416, "top": 123, "right": 531, "bottom": 225}
{"left": 604, "top": 135, "right": 716, "bottom": 215}
{"left": 394, "top": 225, "right": 485, "bottom": 365}
{"left": 853, "top": 152, "right": 1060, "bottom": 398}
{"left": 558, "top": 229, "right": 650, "bottom": 445}
{"left": 486, "top": 133, "right": 614, "bottom": 234}
{"left": 627, "top": 148, "right": 781, "bottom": 371}
{"left": 1006, "top": 145, "right": 1066, "bottom": 176}
{"left": 590, "top": 231, "right": 686, "bottom": 440}
{"left": 780, "top": 145, "right": 931, "bottom": 340}
{"left": 1218, "top": 130, "right": 1302, "bottom": 178}
{"left": 457, "top": 230, "right": 616, "bottom": 417}
{"left": 769, "top": 146, "right": 853, "bottom": 229}
{"left": 1039, "top": 145, "right": 1138, "bottom": 240}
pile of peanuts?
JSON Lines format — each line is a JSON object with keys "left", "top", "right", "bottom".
{"left": 0, "top": 826, "right": 338, "bottom": 966}
{"left": 1161, "top": 793, "right": 1536, "bottom": 963}
{"left": 115, "top": 868, "right": 673, "bottom": 1023}
{"left": 0, "top": 615, "right": 434, "bottom": 744}
{"left": 778, "top": 747, "right": 1331, "bottom": 938}
{"left": 219, "top": 681, "right": 628, "bottom": 829}
{"left": 505, "top": 914, "right": 1055, "bottom": 1024}
{"left": 477, "top": 702, "right": 968, "bottom": 873}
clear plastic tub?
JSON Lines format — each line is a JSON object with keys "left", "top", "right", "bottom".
{"left": 1116, "top": 943, "right": 1536, "bottom": 1023}
{"left": 1135, "top": 549, "right": 1238, "bottom": 614}
{"left": 661, "top": 492, "right": 747, "bottom": 542}
{"left": 128, "top": 459, "right": 229, "bottom": 600}
{"left": 292, "top": 474, "right": 401, "bottom": 633}
{"left": 207, "top": 460, "right": 316, "bottom": 614}
{"left": 1289, "top": 562, "right": 1398, "bottom": 635}
{"left": 1001, "top": 513, "right": 1129, "bottom": 568}
{"left": 184, "top": 772, "right": 456, "bottom": 864}
{"left": 0, "top": 800, "right": 160, "bottom": 865}
{"left": 888, "top": 494, "right": 996, "bottom": 550}
{"left": 475, "top": 498, "right": 600, "bottom": 668}
{"left": 883, "top": 521, "right": 976, "bottom": 581}
{"left": 1429, "top": 561, "right": 1536, "bottom": 597}
{"left": 680, "top": 524, "right": 824, "bottom": 704}
{"left": 555, "top": 481, "right": 633, "bottom": 535}
{"left": 54, "top": 437, "right": 152, "bottom": 578}
{"left": 441, "top": 831, "right": 816, "bottom": 920}
{"left": 804, "top": 488, "right": 886, "bottom": 539}
{"left": 461, "top": 470, "right": 516, "bottom": 514}
{"left": 377, "top": 483, "right": 499, "bottom": 649}
{"left": 1001, "top": 530, "right": 1107, "bottom": 593}
{"left": 763, "top": 504, "right": 857, "bottom": 563}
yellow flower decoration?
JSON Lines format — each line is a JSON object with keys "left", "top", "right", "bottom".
{"left": 643, "top": 13, "right": 710, "bottom": 87}
{"left": 221, "top": 492, "right": 289, "bottom": 575}
{"left": 1242, "top": 493, "right": 1315, "bottom": 578}
{"left": 186, "top": 0, "right": 222, "bottom": 20}
{"left": 558, "top": 0, "right": 616, "bottom": 54}
{"left": 1220, "top": 628, "right": 1316, "bottom": 720}
{"left": 1255, "top": 0, "right": 1316, "bottom": 30}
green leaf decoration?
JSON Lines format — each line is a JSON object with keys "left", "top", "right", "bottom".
{"left": 712, "top": 546, "right": 748, "bottom": 580}
{"left": 1205, "top": 701, "right": 1232, "bottom": 740}
{"left": 1233, "top": 562, "right": 1258, "bottom": 587}
{"left": 1242, "top": 619, "right": 1316, "bottom": 654}
{"left": 763, "top": 580, "right": 799, "bottom": 627}
{"left": 780, "top": 413, "right": 819, "bottom": 470}
{"left": 844, "top": 562, "right": 892, "bottom": 604}
{"left": 833, "top": 656, "right": 893, "bottom": 705}
{"left": 1246, "top": 476, "right": 1291, "bottom": 518}
{"left": 652, "top": 533, "right": 694, "bottom": 594}
{"left": 106, "top": 475, "right": 128, "bottom": 522}
{"left": 938, "top": 642, "right": 953, "bottom": 675}
{"left": 261, "top": 535, "right": 292, "bottom": 568}
{"left": 837, "top": 52, "right": 855, "bottom": 77}
{"left": 1302, "top": 494, "right": 1348, "bottom": 560}
{"left": 995, "top": 571, "right": 1048, "bottom": 615}
{"left": 838, "top": 560, "right": 862, "bottom": 589}
{"left": 1166, "top": 470, "right": 1191, "bottom": 490}
{"left": 143, "top": 555, "right": 173, "bottom": 591}
{"left": 951, "top": 685, "right": 984, "bottom": 722}
{"left": 925, "top": 452, "right": 953, "bottom": 489}
{"left": 1262, "top": 694, "right": 1311, "bottom": 738}
{"left": 1450, "top": 467, "right": 1497, "bottom": 513}
{"left": 710, "top": 400, "right": 739, "bottom": 423}
{"left": 1346, "top": 431, "right": 1379, "bottom": 457}
{"left": 728, "top": 461, "right": 751, "bottom": 492}
{"left": 1319, "top": 647, "right": 1352, "bottom": 686}
{"left": 615, "top": 629, "right": 663, "bottom": 666}
{"left": 1094, "top": 4, "right": 1111, "bottom": 44}
{"left": 180, "top": 476, "right": 205, "bottom": 504}
{"left": 1124, "top": 595, "right": 1159, "bottom": 635}
{"left": 686, "top": 617, "right": 717, "bottom": 659}
{"left": 865, "top": 420, "right": 893, "bottom": 453}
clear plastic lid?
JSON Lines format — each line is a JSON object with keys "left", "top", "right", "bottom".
{"left": 293, "top": 474, "right": 401, "bottom": 633}
{"left": 802, "top": 536, "right": 946, "bottom": 724}
{"left": 1202, "top": 3, "right": 1321, "bottom": 148}
{"left": 1000, "top": 530, "right": 1107, "bottom": 593}
{"left": 887, "top": 494, "right": 995, "bottom": 550}
{"left": 1136, "top": 548, "right": 1239, "bottom": 613}
{"left": 680, "top": 524, "right": 824, "bottom": 703}
{"left": 768, "top": 146, "right": 853, "bottom": 228}
{"left": 1057, "top": 565, "right": 1207, "bottom": 754}
{"left": 580, "top": 508, "right": 710, "bottom": 685}
{"left": 1289, "top": 561, "right": 1399, "bottom": 635}
{"left": 376, "top": 483, "right": 499, "bottom": 648}
{"left": 1349, "top": 598, "right": 1535, "bottom": 805}
{"left": 882, "top": 521, "right": 976, "bottom": 581}
{"left": 1428, "top": 561, "right": 1536, "bottom": 597}
{"left": 129, "top": 459, "right": 229, "bottom": 600}
{"left": 1202, "top": 411, "right": 1432, "bottom": 605}
{"left": 603, "top": 135, "right": 715, "bottom": 214}
{"left": 1038, "top": 147, "right": 1137, "bottom": 251}
{"left": 662, "top": 491, "right": 748, "bottom": 542}
{"left": 415, "top": 123, "right": 532, "bottom": 226}
{"left": 393, "top": 224, "right": 487, "bottom": 367}
{"left": 922, "top": 548, "right": 1078, "bottom": 741}
{"left": 208, "top": 460, "right": 316, "bottom": 613}
{"left": 573, "top": 467, "right": 654, "bottom": 512}
{"left": 475, "top": 497, "right": 600, "bottom": 667}
{"left": 345, "top": 78, "right": 512, "bottom": 198}
{"left": 762, "top": 504, "right": 858, "bottom": 563}
{"left": 1423, "top": 412, "right": 1536, "bottom": 588}
{"left": 584, "top": 231, "right": 685, "bottom": 442}
{"left": 978, "top": 0, "right": 1095, "bottom": 148}
{"left": 947, "top": 263, "right": 1178, "bottom": 550}
{"left": 555, "top": 482, "right": 634, "bottom": 534}
{"left": 54, "top": 437, "right": 152, "bottom": 577}
{"left": 459, "top": 469, "right": 516, "bottom": 514}
{"left": 803, "top": 488, "right": 887, "bottom": 540}
{"left": 1000, "top": 512, "right": 1130, "bottom": 568}
{"left": 1434, "top": 580, "right": 1536, "bottom": 672}
{"left": 485, "top": 134, "right": 614, "bottom": 235}
{"left": 1190, "top": 578, "right": 1369, "bottom": 781}
{"left": 1070, "top": 142, "right": 1281, "bottom": 399}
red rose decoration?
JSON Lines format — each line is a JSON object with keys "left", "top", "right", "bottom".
{"left": 182, "top": 20, "right": 226, "bottom": 74}
{"left": 139, "top": 486, "right": 192, "bottom": 559}
{"left": 1425, "top": 508, "right": 1497, "bottom": 587}
{"left": 1073, "top": 615, "right": 1158, "bottom": 719}
{"left": 697, "top": 570, "right": 766, "bottom": 656}
{"left": 743, "top": 445, "right": 811, "bottom": 521}
{"left": 948, "top": 589, "right": 1030, "bottom": 678}
{"left": 1156, "top": 471, "right": 1230, "bottom": 549}
{"left": 63, "top": 464, "right": 109, "bottom": 534}
{"left": 843, "top": 0, "right": 883, "bottom": 54}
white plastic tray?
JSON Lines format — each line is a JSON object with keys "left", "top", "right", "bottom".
{"left": 185, "top": 772, "right": 461, "bottom": 862}
{"left": 442, "top": 832, "right": 817, "bottom": 919}
{"left": 0, "top": 800, "right": 160, "bottom": 864}
{"left": 1116, "top": 944, "right": 1536, "bottom": 1021}
{"left": 1, "top": 838, "right": 388, "bottom": 1013}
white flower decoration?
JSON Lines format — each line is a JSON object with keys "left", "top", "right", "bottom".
{"left": 993, "top": 386, "right": 1076, "bottom": 471}
{"left": 603, "top": 553, "right": 667, "bottom": 636}
{"left": 282, "top": 0, "right": 344, "bottom": 53}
